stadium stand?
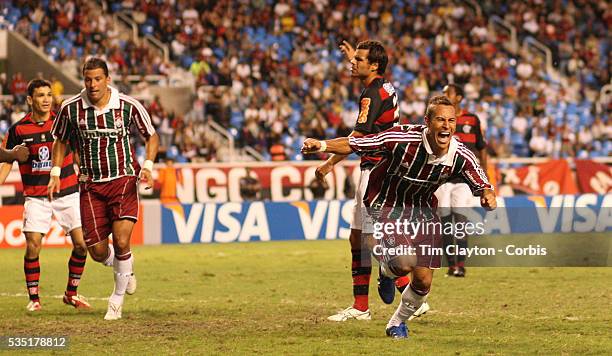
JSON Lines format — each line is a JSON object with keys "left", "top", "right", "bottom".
{"left": 0, "top": 0, "right": 609, "bottom": 161}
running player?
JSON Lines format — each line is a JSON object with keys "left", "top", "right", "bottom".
{"left": 0, "top": 79, "right": 90, "bottom": 312}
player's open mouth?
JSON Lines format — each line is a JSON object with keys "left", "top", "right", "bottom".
{"left": 437, "top": 131, "right": 451, "bottom": 144}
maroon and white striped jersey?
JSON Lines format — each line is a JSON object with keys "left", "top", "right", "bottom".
{"left": 348, "top": 125, "right": 492, "bottom": 218}
{"left": 52, "top": 86, "right": 156, "bottom": 182}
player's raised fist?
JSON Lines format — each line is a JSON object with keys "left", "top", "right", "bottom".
{"left": 301, "top": 138, "right": 321, "bottom": 154}
{"left": 339, "top": 40, "right": 355, "bottom": 61}
{"left": 12, "top": 144, "right": 29, "bottom": 162}
{"left": 480, "top": 189, "right": 497, "bottom": 211}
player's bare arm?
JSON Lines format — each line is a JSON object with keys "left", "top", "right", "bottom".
{"left": 302, "top": 137, "right": 352, "bottom": 155}
{"left": 48, "top": 138, "right": 68, "bottom": 200}
{"left": 315, "top": 130, "right": 364, "bottom": 181}
{"left": 139, "top": 132, "right": 159, "bottom": 189}
{"left": 480, "top": 188, "right": 497, "bottom": 210}
{"left": 0, "top": 145, "right": 29, "bottom": 163}
{"left": 339, "top": 40, "right": 355, "bottom": 61}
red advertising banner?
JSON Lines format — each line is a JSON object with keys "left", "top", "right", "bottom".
{"left": 574, "top": 160, "right": 612, "bottom": 194}
{"left": 499, "top": 159, "right": 579, "bottom": 195}
{"left": 0, "top": 205, "right": 144, "bottom": 249}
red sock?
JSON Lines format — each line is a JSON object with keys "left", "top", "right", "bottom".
{"left": 351, "top": 249, "right": 371, "bottom": 311}
{"left": 24, "top": 257, "right": 40, "bottom": 302}
{"left": 395, "top": 275, "right": 410, "bottom": 290}
{"left": 66, "top": 251, "right": 86, "bottom": 297}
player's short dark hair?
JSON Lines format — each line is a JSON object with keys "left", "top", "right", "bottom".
{"left": 82, "top": 57, "right": 109, "bottom": 77}
{"left": 27, "top": 79, "right": 51, "bottom": 97}
{"left": 425, "top": 95, "right": 454, "bottom": 120}
{"left": 444, "top": 83, "right": 464, "bottom": 98}
{"left": 356, "top": 40, "right": 388, "bottom": 75}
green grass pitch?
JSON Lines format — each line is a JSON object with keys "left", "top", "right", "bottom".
{"left": 1, "top": 239, "right": 611, "bottom": 355}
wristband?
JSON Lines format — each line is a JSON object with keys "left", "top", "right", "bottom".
{"left": 318, "top": 141, "right": 327, "bottom": 152}
{"left": 50, "top": 166, "right": 61, "bottom": 177}
{"left": 142, "top": 160, "right": 154, "bottom": 171}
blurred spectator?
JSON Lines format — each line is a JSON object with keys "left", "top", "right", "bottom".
{"left": 239, "top": 167, "right": 261, "bottom": 201}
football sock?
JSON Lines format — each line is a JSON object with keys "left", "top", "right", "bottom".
{"left": 24, "top": 257, "right": 40, "bottom": 302}
{"left": 387, "top": 284, "right": 429, "bottom": 328}
{"left": 109, "top": 252, "right": 133, "bottom": 306}
{"left": 395, "top": 275, "right": 410, "bottom": 293}
{"left": 351, "top": 249, "right": 371, "bottom": 312}
{"left": 66, "top": 251, "right": 87, "bottom": 297}
{"left": 457, "top": 235, "right": 468, "bottom": 267}
{"left": 441, "top": 215, "right": 456, "bottom": 268}
{"left": 103, "top": 244, "right": 115, "bottom": 267}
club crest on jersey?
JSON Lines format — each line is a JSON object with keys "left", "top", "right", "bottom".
{"left": 31, "top": 146, "right": 52, "bottom": 172}
{"left": 357, "top": 98, "right": 371, "bottom": 124}
{"left": 462, "top": 124, "right": 471, "bottom": 133}
{"left": 114, "top": 111, "right": 123, "bottom": 128}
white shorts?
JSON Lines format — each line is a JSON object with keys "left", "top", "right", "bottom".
{"left": 23, "top": 192, "right": 81, "bottom": 234}
{"left": 350, "top": 168, "right": 374, "bottom": 234}
{"left": 435, "top": 182, "right": 474, "bottom": 217}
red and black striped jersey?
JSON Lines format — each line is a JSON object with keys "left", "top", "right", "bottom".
{"left": 52, "top": 86, "right": 156, "bottom": 183}
{"left": 454, "top": 109, "right": 486, "bottom": 156}
{"left": 349, "top": 125, "right": 491, "bottom": 220}
{"left": 2, "top": 112, "right": 78, "bottom": 198}
{"left": 354, "top": 76, "right": 399, "bottom": 170}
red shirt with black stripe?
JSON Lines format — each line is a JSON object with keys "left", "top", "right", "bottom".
{"left": 354, "top": 76, "right": 399, "bottom": 170}
{"left": 454, "top": 109, "right": 487, "bottom": 156}
{"left": 2, "top": 112, "right": 78, "bottom": 198}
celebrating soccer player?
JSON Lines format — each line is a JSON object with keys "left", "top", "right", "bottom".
{"left": 318, "top": 39, "right": 416, "bottom": 322}
{"left": 0, "top": 79, "right": 91, "bottom": 312}
{"left": 302, "top": 95, "right": 496, "bottom": 338}
{"left": 48, "top": 58, "right": 159, "bottom": 320}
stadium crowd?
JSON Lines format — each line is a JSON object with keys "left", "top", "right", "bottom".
{"left": 1, "top": 0, "right": 610, "bottom": 161}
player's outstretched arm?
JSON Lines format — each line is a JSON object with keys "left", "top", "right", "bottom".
{"left": 480, "top": 189, "right": 497, "bottom": 210}
{"left": 139, "top": 132, "right": 159, "bottom": 190}
{"left": 302, "top": 137, "right": 352, "bottom": 156}
{"left": 0, "top": 145, "right": 28, "bottom": 163}
{"left": 48, "top": 138, "right": 68, "bottom": 200}
{"left": 315, "top": 131, "right": 364, "bottom": 181}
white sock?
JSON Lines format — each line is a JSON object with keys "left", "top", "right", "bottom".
{"left": 387, "top": 284, "right": 428, "bottom": 328}
{"left": 108, "top": 255, "right": 133, "bottom": 305}
{"left": 380, "top": 261, "right": 400, "bottom": 278}
{"left": 102, "top": 244, "right": 114, "bottom": 267}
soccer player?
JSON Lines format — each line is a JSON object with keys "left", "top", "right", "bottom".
{"left": 319, "top": 40, "right": 412, "bottom": 322}
{"left": 48, "top": 58, "right": 159, "bottom": 320}
{"left": 437, "top": 83, "right": 489, "bottom": 277}
{"left": 302, "top": 95, "right": 496, "bottom": 338}
{"left": 0, "top": 79, "right": 91, "bottom": 312}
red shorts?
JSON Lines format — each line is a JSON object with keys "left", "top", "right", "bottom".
{"left": 374, "top": 218, "right": 443, "bottom": 269}
{"left": 80, "top": 176, "right": 139, "bottom": 247}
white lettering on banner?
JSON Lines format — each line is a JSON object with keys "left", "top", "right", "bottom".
{"left": 238, "top": 202, "right": 270, "bottom": 242}
{"left": 228, "top": 168, "right": 247, "bottom": 202}
{"left": 535, "top": 195, "right": 564, "bottom": 233}
{"left": 215, "top": 203, "right": 242, "bottom": 243}
{"left": 523, "top": 166, "right": 540, "bottom": 191}
{"left": 574, "top": 194, "right": 597, "bottom": 233}
{"left": 295, "top": 201, "right": 328, "bottom": 240}
{"left": 561, "top": 195, "right": 575, "bottom": 232}
{"left": 178, "top": 168, "right": 195, "bottom": 203}
{"left": 339, "top": 201, "right": 353, "bottom": 239}
{"left": 270, "top": 166, "right": 302, "bottom": 201}
{"left": 590, "top": 171, "right": 611, "bottom": 194}
{"left": 333, "top": 166, "right": 347, "bottom": 200}
{"left": 200, "top": 203, "right": 217, "bottom": 243}
{"left": 0, "top": 185, "right": 16, "bottom": 206}
{"left": 503, "top": 169, "right": 520, "bottom": 185}
{"left": 484, "top": 198, "right": 511, "bottom": 234}
{"left": 595, "top": 194, "right": 611, "bottom": 232}
{"left": 196, "top": 169, "right": 227, "bottom": 202}
{"left": 5, "top": 220, "right": 24, "bottom": 246}
{"left": 172, "top": 203, "right": 203, "bottom": 243}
